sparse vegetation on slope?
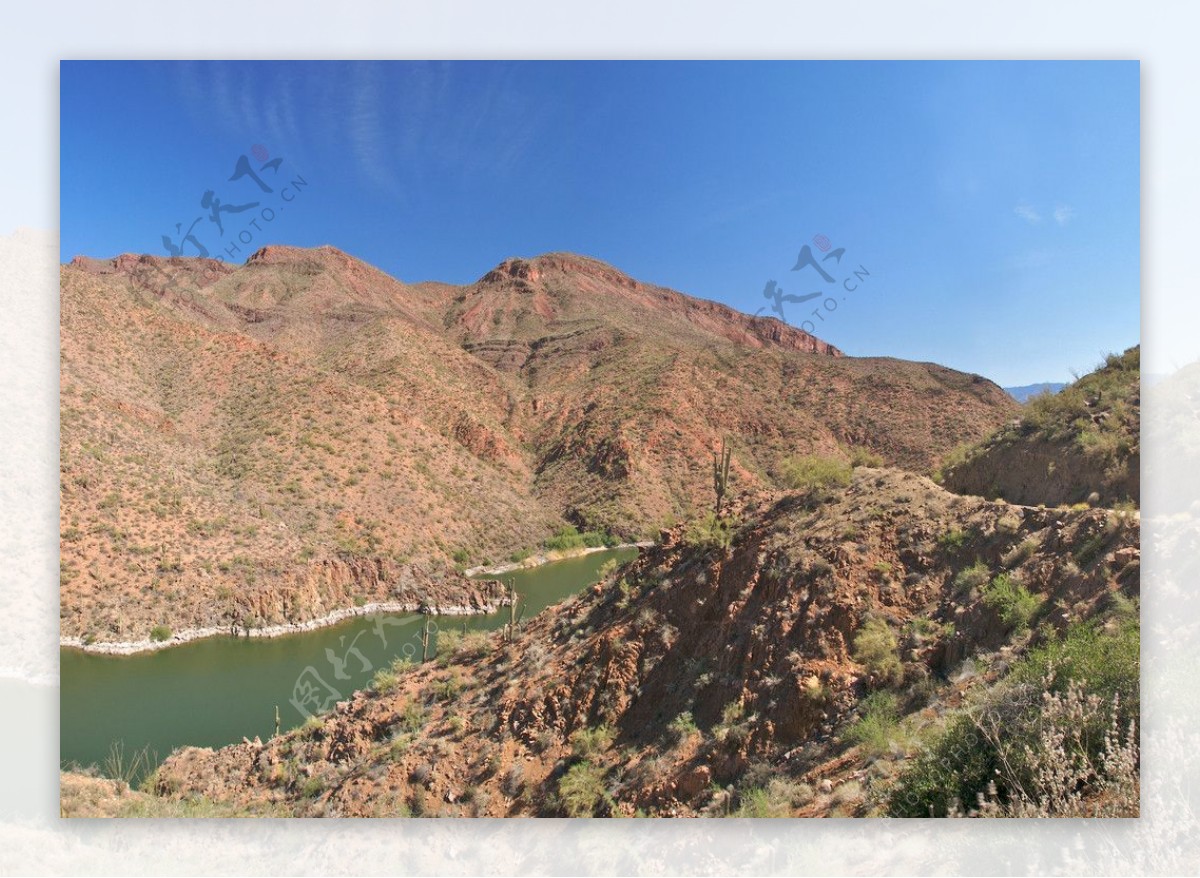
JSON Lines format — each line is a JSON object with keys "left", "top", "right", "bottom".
{"left": 142, "top": 467, "right": 1138, "bottom": 818}
{"left": 62, "top": 247, "right": 1017, "bottom": 642}
{"left": 939, "top": 346, "right": 1139, "bottom": 507}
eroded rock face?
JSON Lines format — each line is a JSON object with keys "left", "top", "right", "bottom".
{"left": 61, "top": 245, "right": 1017, "bottom": 641}
{"left": 152, "top": 468, "right": 1137, "bottom": 817}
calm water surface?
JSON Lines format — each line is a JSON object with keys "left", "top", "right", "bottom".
{"left": 60, "top": 548, "right": 636, "bottom": 778}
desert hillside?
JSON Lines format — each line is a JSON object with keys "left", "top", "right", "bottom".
{"left": 144, "top": 465, "right": 1139, "bottom": 817}
{"left": 60, "top": 247, "right": 1017, "bottom": 643}
{"left": 939, "top": 346, "right": 1139, "bottom": 508}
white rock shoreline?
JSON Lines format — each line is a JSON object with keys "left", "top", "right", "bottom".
{"left": 463, "top": 541, "right": 653, "bottom": 577}
{"left": 61, "top": 542, "right": 652, "bottom": 656}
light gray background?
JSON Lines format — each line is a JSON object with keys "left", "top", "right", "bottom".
{"left": 1, "top": 1, "right": 1194, "bottom": 874}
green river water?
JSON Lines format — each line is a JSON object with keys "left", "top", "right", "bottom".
{"left": 59, "top": 548, "right": 637, "bottom": 780}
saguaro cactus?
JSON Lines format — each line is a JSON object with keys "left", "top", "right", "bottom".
{"left": 506, "top": 579, "right": 520, "bottom": 643}
{"left": 712, "top": 438, "right": 732, "bottom": 515}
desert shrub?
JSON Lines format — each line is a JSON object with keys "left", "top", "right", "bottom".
{"left": 852, "top": 618, "right": 903, "bottom": 686}
{"left": 433, "top": 669, "right": 466, "bottom": 701}
{"left": 952, "top": 561, "right": 990, "bottom": 593}
{"left": 684, "top": 512, "right": 737, "bottom": 551}
{"left": 502, "top": 763, "right": 525, "bottom": 797}
{"left": 887, "top": 610, "right": 1139, "bottom": 817}
{"left": 713, "top": 700, "right": 753, "bottom": 747}
{"left": 435, "top": 629, "right": 462, "bottom": 660}
{"left": 1073, "top": 531, "right": 1110, "bottom": 567}
{"left": 101, "top": 741, "right": 152, "bottom": 791}
{"left": 570, "top": 724, "right": 614, "bottom": 758}
{"left": 970, "top": 681, "right": 1139, "bottom": 817}
{"left": 370, "top": 666, "right": 401, "bottom": 695}
{"left": 996, "top": 513, "right": 1021, "bottom": 534}
{"left": 781, "top": 455, "right": 852, "bottom": 492}
{"left": 298, "top": 774, "right": 325, "bottom": 799}
{"left": 937, "top": 529, "right": 968, "bottom": 551}
{"left": 981, "top": 573, "right": 1042, "bottom": 630}
{"left": 735, "top": 787, "right": 791, "bottom": 817}
{"left": 458, "top": 629, "right": 493, "bottom": 657}
{"left": 299, "top": 715, "right": 325, "bottom": 738}
{"left": 848, "top": 446, "right": 884, "bottom": 468}
{"left": 544, "top": 525, "right": 584, "bottom": 551}
{"left": 933, "top": 442, "right": 977, "bottom": 483}
{"left": 149, "top": 625, "right": 172, "bottom": 642}
{"left": 845, "top": 691, "right": 900, "bottom": 756}
{"left": 398, "top": 701, "right": 426, "bottom": 734}
{"left": 1013, "top": 607, "right": 1139, "bottom": 724}
{"left": 558, "top": 761, "right": 608, "bottom": 817}
{"left": 668, "top": 711, "right": 699, "bottom": 744}
{"left": 1002, "top": 537, "right": 1040, "bottom": 568}
{"left": 544, "top": 525, "right": 617, "bottom": 552}
{"left": 886, "top": 712, "right": 998, "bottom": 817}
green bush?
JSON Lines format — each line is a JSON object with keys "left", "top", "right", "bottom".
{"left": 558, "top": 761, "right": 608, "bottom": 817}
{"left": 436, "top": 629, "right": 462, "bottom": 660}
{"left": 569, "top": 724, "right": 614, "bottom": 758}
{"left": 845, "top": 691, "right": 900, "bottom": 755}
{"left": 887, "top": 606, "right": 1139, "bottom": 817}
{"left": 981, "top": 573, "right": 1042, "bottom": 630}
{"left": 933, "top": 442, "right": 977, "bottom": 483}
{"left": 398, "top": 700, "right": 426, "bottom": 735}
{"left": 544, "top": 525, "right": 617, "bottom": 552}
{"left": 683, "top": 512, "right": 737, "bottom": 551}
{"left": 1001, "top": 538, "right": 1040, "bottom": 568}
{"left": 852, "top": 618, "right": 903, "bottom": 686}
{"left": 149, "top": 625, "right": 172, "bottom": 642}
{"left": 886, "top": 713, "right": 995, "bottom": 817}
{"left": 668, "top": 711, "right": 699, "bottom": 744}
{"left": 781, "top": 455, "right": 852, "bottom": 492}
{"left": 848, "top": 446, "right": 884, "bottom": 468}
{"left": 952, "top": 561, "right": 991, "bottom": 593}
{"left": 735, "top": 787, "right": 791, "bottom": 817}
{"left": 1013, "top": 607, "right": 1139, "bottom": 723}
{"left": 938, "top": 529, "right": 968, "bottom": 551}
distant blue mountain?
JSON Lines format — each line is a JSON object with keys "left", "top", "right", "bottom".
{"left": 1003, "top": 382, "right": 1068, "bottom": 402}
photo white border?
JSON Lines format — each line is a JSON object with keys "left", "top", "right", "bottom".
{"left": 2, "top": 2, "right": 1195, "bottom": 873}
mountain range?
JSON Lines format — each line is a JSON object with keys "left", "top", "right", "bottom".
{"left": 60, "top": 246, "right": 1018, "bottom": 642}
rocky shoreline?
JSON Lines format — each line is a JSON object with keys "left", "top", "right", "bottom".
{"left": 61, "top": 544, "right": 652, "bottom": 656}
{"left": 463, "top": 541, "right": 653, "bottom": 577}
{"left": 59, "top": 596, "right": 510, "bottom": 657}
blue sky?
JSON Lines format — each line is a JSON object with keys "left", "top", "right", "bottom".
{"left": 60, "top": 61, "right": 1139, "bottom": 386}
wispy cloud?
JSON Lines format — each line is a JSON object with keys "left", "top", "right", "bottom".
{"left": 1015, "top": 201, "right": 1077, "bottom": 227}
{"left": 1014, "top": 202, "right": 1042, "bottom": 224}
{"left": 348, "top": 64, "right": 403, "bottom": 197}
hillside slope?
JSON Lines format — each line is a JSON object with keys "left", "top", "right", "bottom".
{"left": 148, "top": 467, "right": 1139, "bottom": 817}
{"left": 940, "top": 347, "right": 1139, "bottom": 508}
{"left": 61, "top": 247, "right": 1018, "bottom": 642}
